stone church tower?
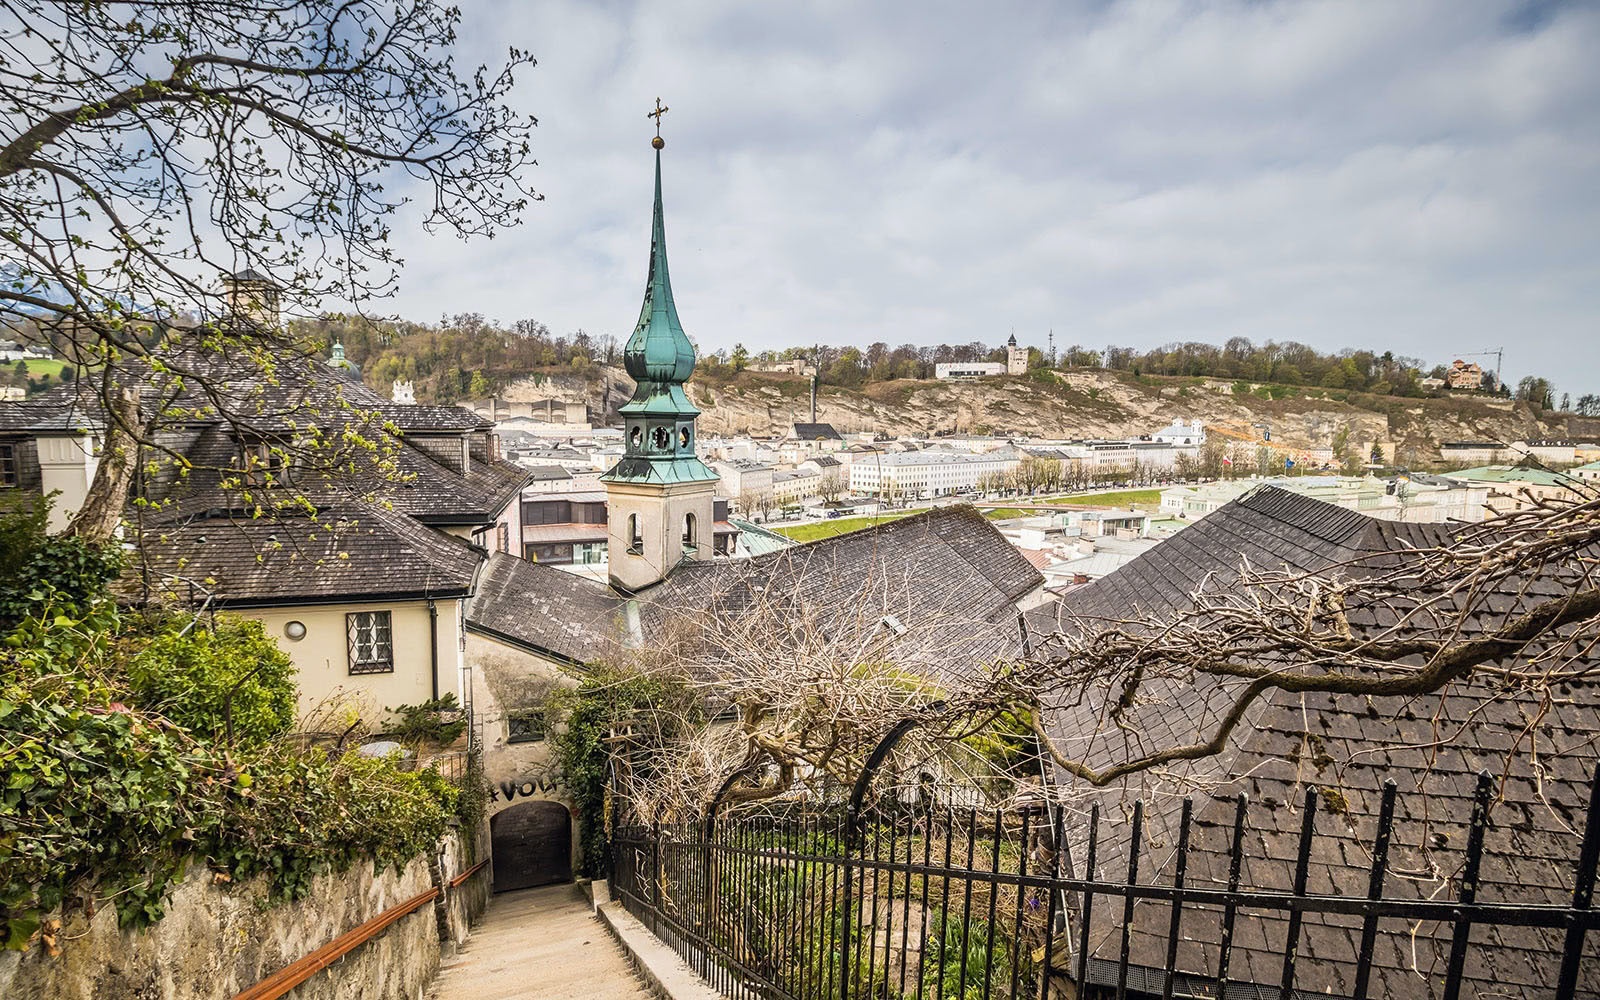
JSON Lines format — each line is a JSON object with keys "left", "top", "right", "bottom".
{"left": 599, "top": 136, "right": 718, "bottom": 592}
{"left": 1005, "top": 333, "right": 1029, "bottom": 376}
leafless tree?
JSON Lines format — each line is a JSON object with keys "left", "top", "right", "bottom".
{"left": 998, "top": 486, "right": 1600, "bottom": 787}
{"left": 1, "top": 0, "right": 537, "bottom": 538}
{"left": 817, "top": 471, "right": 844, "bottom": 506}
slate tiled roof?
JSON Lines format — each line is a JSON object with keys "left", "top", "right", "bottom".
{"left": 635, "top": 505, "right": 1043, "bottom": 676}
{"left": 1032, "top": 486, "right": 1600, "bottom": 996}
{"left": 2, "top": 346, "right": 530, "bottom": 607}
{"left": 465, "top": 552, "right": 624, "bottom": 664}
{"left": 124, "top": 501, "right": 482, "bottom": 606}
{"left": 789, "top": 422, "right": 842, "bottom": 441}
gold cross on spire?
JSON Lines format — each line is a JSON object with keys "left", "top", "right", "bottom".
{"left": 648, "top": 98, "right": 669, "bottom": 149}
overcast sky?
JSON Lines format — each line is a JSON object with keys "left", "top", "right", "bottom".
{"left": 382, "top": 1, "right": 1599, "bottom": 392}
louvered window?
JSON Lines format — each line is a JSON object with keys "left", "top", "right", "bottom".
{"left": 346, "top": 611, "right": 394, "bottom": 674}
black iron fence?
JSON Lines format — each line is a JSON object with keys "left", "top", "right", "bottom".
{"left": 611, "top": 769, "right": 1600, "bottom": 1000}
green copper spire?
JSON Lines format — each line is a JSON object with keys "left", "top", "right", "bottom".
{"left": 622, "top": 150, "right": 697, "bottom": 388}
{"left": 602, "top": 138, "right": 716, "bottom": 487}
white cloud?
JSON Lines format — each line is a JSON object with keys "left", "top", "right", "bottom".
{"left": 371, "top": 0, "right": 1600, "bottom": 390}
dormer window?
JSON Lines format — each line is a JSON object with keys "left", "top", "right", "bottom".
{"left": 235, "top": 440, "right": 285, "bottom": 487}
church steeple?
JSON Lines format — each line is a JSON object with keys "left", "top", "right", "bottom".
{"left": 620, "top": 150, "right": 698, "bottom": 401}
{"left": 601, "top": 103, "right": 718, "bottom": 592}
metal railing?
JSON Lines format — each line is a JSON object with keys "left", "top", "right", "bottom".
{"left": 611, "top": 768, "right": 1600, "bottom": 1000}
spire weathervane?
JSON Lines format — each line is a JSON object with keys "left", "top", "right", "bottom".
{"left": 648, "top": 97, "right": 669, "bottom": 149}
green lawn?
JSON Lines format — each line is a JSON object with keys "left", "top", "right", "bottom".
{"left": 1043, "top": 488, "right": 1163, "bottom": 507}
{"left": 9, "top": 358, "right": 68, "bottom": 380}
{"left": 980, "top": 488, "right": 1164, "bottom": 520}
{"left": 773, "top": 511, "right": 918, "bottom": 543}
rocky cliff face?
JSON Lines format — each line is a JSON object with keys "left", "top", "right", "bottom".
{"left": 496, "top": 367, "right": 1561, "bottom": 464}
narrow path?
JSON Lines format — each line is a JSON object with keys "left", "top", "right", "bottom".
{"left": 428, "top": 883, "right": 652, "bottom": 1000}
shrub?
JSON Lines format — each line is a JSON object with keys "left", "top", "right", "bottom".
{"left": 0, "top": 497, "right": 121, "bottom": 630}
{"left": 126, "top": 614, "right": 297, "bottom": 745}
{"left": 1, "top": 612, "right": 461, "bottom": 948}
{"left": 385, "top": 693, "right": 468, "bottom": 746}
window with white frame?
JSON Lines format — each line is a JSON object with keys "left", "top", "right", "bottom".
{"left": 0, "top": 442, "right": 15, "bottom": 487}
{"left": 346, "top": 610, "right": 394, "bottom": 674}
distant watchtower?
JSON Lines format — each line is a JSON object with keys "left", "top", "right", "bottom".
{"left": 1005, "top": 334, "right": 1028, "bottom": 376}
{"left": 599, "top": 101, "right": 718, "bottom": 592}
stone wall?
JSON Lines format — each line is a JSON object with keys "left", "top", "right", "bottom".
{"left": 0, "top": 829, "right": 484, "bottom": 1000}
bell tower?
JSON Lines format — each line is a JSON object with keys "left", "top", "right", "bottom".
{"left": 600, "top": 102, "right": 718, "bottom": 592}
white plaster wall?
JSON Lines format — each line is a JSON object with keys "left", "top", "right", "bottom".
{"left": 249, "top": 600, "right": 440, "bottom": 725}
{"left": 35, "top": 433, "right": 97, "bottom": 531}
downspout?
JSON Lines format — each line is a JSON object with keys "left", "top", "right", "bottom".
{"left": 428, "top": 598, "right": 440, "bottom": 703}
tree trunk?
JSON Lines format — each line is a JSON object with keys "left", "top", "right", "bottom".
{"left": 64, "top": 386, "right": 142, "bottom": 542}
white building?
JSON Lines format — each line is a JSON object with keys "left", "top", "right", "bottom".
{"left": 1161, "top": 476, "right": 1491, "bottom": 524}
{"left": 935, "top": 362, "right": 1006, "bottom": 380}
{"left": 712, "top": 458, "right": 774, "bottom": 497}
{"left": 1151, "top": 418, "right": 1205, "bottom": 446}
{"left": 848, "top": 449, "right": 1021, "bottom": 499}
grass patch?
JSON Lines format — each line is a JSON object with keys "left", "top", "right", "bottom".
{"left": 773, "top": 511, "right": 918, "bottom": 543}
{"left": 980, "top": 489, "right": 1164, "bottom": 519}
{"left": 10, "top": 358, "right": 67, "bottom": 379}
{"left": 1047, "top": 488, "right": 1163, "bottom": 507}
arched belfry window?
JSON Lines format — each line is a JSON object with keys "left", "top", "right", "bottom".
{"left": 682, "top": 512, "right": 698, "bottom": 553}
{"left": 628, "top": 513, "right": 643, "bottom": 555}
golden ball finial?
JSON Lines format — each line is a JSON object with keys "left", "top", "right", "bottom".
{"left": 652, "top": 135, "right": 665, "bottom": 150}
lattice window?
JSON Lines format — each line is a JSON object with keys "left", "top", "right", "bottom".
{"left": 0, "top": 443, "right": 15, "bottom": 487}
{"left": 507, "top": 710, "right": 546, "bottom": 744}
{"left": 346, "top": 611, "right": 394, "bottom": 674}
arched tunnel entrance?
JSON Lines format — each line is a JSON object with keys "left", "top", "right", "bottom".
{"left": 490, "top": 800, "right": 573, "bottom": 892}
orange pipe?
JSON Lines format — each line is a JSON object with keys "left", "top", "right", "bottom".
{"left": 448, "top": 859, "right": 489, "bottom": 888}
{"left": 232, "top": 886, "right": 439, "bottom": 1000}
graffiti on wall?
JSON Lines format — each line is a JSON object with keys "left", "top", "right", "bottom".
{"left": 489, "top": 768, "right": 563, "bottom": 804}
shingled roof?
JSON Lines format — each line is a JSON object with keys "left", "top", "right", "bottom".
{"left": 465, "top": 553, "right": 625, "bottom": 665}
{"left": 634, "top": 505, "right": 1043, "bottom": 675}
{"left": 124, "top": 500, "right": 482, "bottom": 607}
{"left": 459, "top": 505, "right": 1043, "bottom": 679}
{"left": 1031, "top": 486, "right": 1600, "bottom": 995}
{"left": 2, "top": 345, "right": 529, "bottom": 608}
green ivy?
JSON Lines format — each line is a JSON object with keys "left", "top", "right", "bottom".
{"left": 0, "top": 514, "right": 471, "bottom": 951}
{"left": 544, "top": 668, "right": 700, "bottom": 877}
{"left": 0, "top": 497, "right": 121, "bottom": 630}
{"left": 0, "top": 612, "right": 463, "bottom": 948}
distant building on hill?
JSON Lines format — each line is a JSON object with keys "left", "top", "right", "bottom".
{"left": 936, "top": 362, "right": 1006, "bottom": 380}
{"left": 1005, "top": 334, "right": 1028, "bottom": 375}
{"left": 1445, "top": 359, "right": 1486, "bottom": 391}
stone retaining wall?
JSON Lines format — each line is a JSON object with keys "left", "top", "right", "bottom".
{"left": 0, "top": 826, "right": 486, "bottom": 1000}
